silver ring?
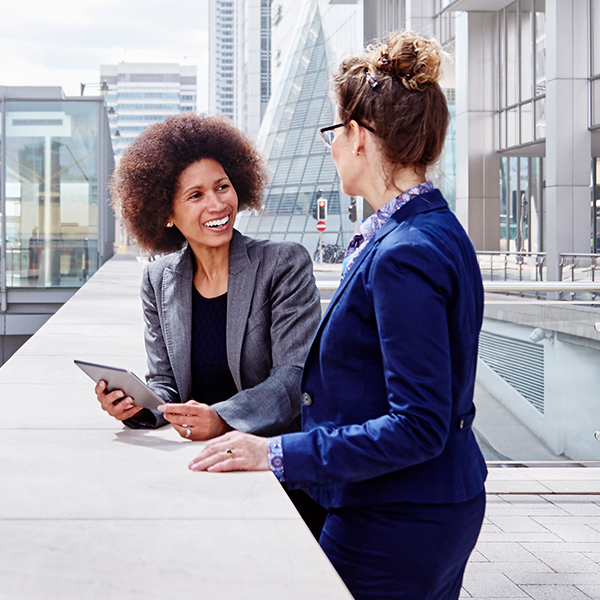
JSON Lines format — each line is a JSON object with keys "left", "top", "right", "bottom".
{"left": 185, "top": 427, "right": 191, "bottom": 439}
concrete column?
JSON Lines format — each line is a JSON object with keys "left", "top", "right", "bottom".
{"left": 455, "top": 11, "right": 500, "bottom": 251}
{"left": 545, "top": 0, "right": 591, "bottom": 280}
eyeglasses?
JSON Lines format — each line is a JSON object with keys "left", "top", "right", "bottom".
{"left": 319, "top": 120, "right": 375, "bottom": 148}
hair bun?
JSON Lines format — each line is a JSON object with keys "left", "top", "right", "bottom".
{"left": 376, "top": 31, "right": 444, "bottom": 91}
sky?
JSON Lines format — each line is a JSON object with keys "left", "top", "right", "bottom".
{"left": 0, "top": 0, "right": 210, "bottom": 109}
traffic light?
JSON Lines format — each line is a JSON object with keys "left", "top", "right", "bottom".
{"left": 348, "top": 196, "right": 357, "bottom": 222}
{"left": 317, "top": 197, "right": 327, "bottom": 220}
{"left": 312, "top": 190, "right": 323, "bottom": 220}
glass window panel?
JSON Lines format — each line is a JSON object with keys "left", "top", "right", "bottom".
{"left": 302, "top": 232, "right": 321, "bottom": 255}
{"left": 520, "top": 0, "right": 534, "bottom": 102}
{"left": 295, "top": 188, "right": 314, "bottom": 215}
{"left": 271, "top": 216, "right": 291, "bottom": 233}
{"left": 286, "top": 156, "right": 307, "bottom": 185}
{"left": 508, "top": 156, "right": 518, "bottom": 251}
{"left": 257, "top": 216, "right": 275, "bottom": 233}
{"left": 521, "top": 101, "right": 533, "bottom": 144}
{"left": 327, "top": 214, "right": 341, "bottom": 231}
{"left": 593, "top": 0, "right": 600, "bottom": 76}
{"left": 280, "top": 128, "right": 302, "bottom": 158}
{"left": 271, "top": 158, "right": 291, "bottom": 185}
{"left": 279, "top": 192, "right": 297, "bottom": 215}
{"left": 242, "top": 215, "right": 261, "bottom": 235}
{"left": 535, "top": 98, "right": 546, "bottom": 139}
{"left": 284, "top": 232, "right": 303, "bottom": 243}
{"left": 529, "top": 156, "right": 542, "bottom": 253}
{"left": 500, "top": 157, "right": 508, "bottom": 250}
{"left": 264, "top": 192, "right": 282, "bottom": 215}
{"left": 507, "top": 107, "right": 519, "bottom": 147}
{"left": 299, "top": 72, "right": 318, "bottom": 100}
{"left": 305, "top": 98, "right": 325, "bottom": 123}
{"left": 593, "top": 80, "right": 600, "bottom": 127}
{"left": 288, "top": 215, "right": 308, "bottom": 232}
{"left": 499, "top": 112, "right": 506, "bottom": 150}
{"left": 269, "top": 132, "right": 286, "bottom": 160}
{"left": 302, "top": 155, "right": 323, "bottom": 185}
{"left": 5, "top": 101, "right": 100, "bottom": 288}
{"left": 278, "top": 105, "right": 294, "bottom": 130}
{"left": 319, "top": 158, "right": 337, "bottom": 180}
{"left": 291, "top": 101, "right": 310, "bottom": 127}
{"left": 517, "top": 157, "right": 529, "bottom": 251}
{"left": 535, "top": 4, "right": 546, "bottom": 96}
{"left": 506, "top": 3, "right": 519, "bottom": 107}
{"left": 297, "top": 130, "right": 319, "bottom": 155}
{"left": 499, "top": 9, "right": 506, "bottom": 109}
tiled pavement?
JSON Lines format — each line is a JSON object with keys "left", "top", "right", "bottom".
{"left": 461, "top": 494, "right": 600, "bottom": 599}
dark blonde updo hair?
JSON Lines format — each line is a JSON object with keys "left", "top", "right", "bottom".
{"left": 333, "top": 31, "right": 449, "bottom": 175}
{"left": 110, "top": 113, "right": 268, "bottom": 254}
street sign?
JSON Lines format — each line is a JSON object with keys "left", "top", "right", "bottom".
{"left": 316, "top": 220, "right": 327, "bottom": 232}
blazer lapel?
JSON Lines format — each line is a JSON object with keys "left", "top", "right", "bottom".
{"left": 226, "top": 230, "right": 260, "bottom": 391}
{"left": 161, "top": 247, "right": 194, "bottom": 401}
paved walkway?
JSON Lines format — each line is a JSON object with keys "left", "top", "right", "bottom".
{"left": 462, "top": 494, "right": 600, "bottom": 599}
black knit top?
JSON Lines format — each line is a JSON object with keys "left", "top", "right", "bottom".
{"left": 190, "top": 287, "right": 238, "bottom": 405}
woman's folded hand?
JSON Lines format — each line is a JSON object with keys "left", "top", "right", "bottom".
{"left": 188, "top": 431, "right": 269, "bottom": 472}
{"left": 158, "top": 400, "right": 231, "bottom": 441}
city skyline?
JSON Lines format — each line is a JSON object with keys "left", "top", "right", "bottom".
{"left": 0, "top": 0, "right": 210, "bottom": 109}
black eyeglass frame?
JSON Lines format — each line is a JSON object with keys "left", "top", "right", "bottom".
{"left": 319, "top": 120, "right": 375, "bottom": 148}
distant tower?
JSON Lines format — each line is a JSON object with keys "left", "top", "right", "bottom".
{"left": 210, "top": 0, "right": 272, "bottom": 140}
{"left": 100, "top": 63, "right": 197, "bottom": 157}
{"left": 236, "top": 1, "right": 355, "bottom": 254}
{"left": 209, "top": 0, "right": 237, "bottom": 123}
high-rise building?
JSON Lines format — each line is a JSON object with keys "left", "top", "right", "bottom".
{"left": 100, "top": 63, "right": 197, "bottom": 157}
{"left": 209, "top": 0, "right": 237, "bottom": 123}
{"left": 236, "top": 0, "right": 363, "bottom": 255}
{"left": 209, "top": 0, "right": 272, "bottom": 140}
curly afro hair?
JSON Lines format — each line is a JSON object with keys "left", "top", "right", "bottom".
{"left": 110, "top": 113, "right": 268, "bottom": 254}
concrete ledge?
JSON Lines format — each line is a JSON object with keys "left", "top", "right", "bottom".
{"left": 0, "top": 253, "right": 352, "bottom": 599}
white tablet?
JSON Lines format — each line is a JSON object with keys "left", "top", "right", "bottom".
{"left": 74, "top": 359, "right": 164, "bottom": 411}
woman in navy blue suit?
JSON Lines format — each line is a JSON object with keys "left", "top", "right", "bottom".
{"left": 189, "top": 31, "right": 487, "bottom": 600}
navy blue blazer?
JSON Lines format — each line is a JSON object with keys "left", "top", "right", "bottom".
{"left": 281, "top": 189, "right": 487, "bottom": 508}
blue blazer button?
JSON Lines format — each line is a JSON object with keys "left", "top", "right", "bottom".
{"left": 301, "top": 393, "right": 313, "bottom": 406}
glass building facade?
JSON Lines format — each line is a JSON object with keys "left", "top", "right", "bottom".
{"left": 236, "top": 0, "right": 362, "bottom": 256}
{"left": 0, "top": 87, "right": 115, "bottom": 363}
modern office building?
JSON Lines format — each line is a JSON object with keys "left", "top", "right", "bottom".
{"left": 209, "top": 0, "right": 237, "bottom": 122}
{"left": 237, "top": 0, "right": 273, "bottom": 138}
{"left": 209, "top": 0, "right": 273, "bottom": 140}
{"left": 0, "top": 86, "right": 115, "bottom": 365}
{"left": 99, "top": 63, "right": 197, "bottom": 158}
{"left": 236, "top": 0, "right": 363, "bottom": 254}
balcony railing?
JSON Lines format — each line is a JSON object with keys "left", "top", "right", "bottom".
{"left": 476, "top": 251, "right": 546, "bottom": 282}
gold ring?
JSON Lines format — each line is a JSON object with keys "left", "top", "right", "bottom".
{"left": 185, "top": 427, "right": 191, "bottom": 439}
{"left": 225, "top": 448, "right": 234, "bottom": 459}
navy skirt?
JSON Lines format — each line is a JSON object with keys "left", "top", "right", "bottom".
{"left": 319, "top": 490, "right": 485, "bottom": 600}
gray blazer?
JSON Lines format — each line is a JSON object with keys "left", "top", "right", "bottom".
{"left": 132, "top": 229, "right": 321, "bottom": 436}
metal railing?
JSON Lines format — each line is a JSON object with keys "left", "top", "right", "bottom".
{"left": 559, "top": 253, "right": 599, "bottom": 282}
{"left": 476, "top": 251, "right": 546, "bottom": 282}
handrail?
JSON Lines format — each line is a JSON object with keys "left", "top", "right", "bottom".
{"left": 316, "top": 280, "right": 600, "bottom": 293}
